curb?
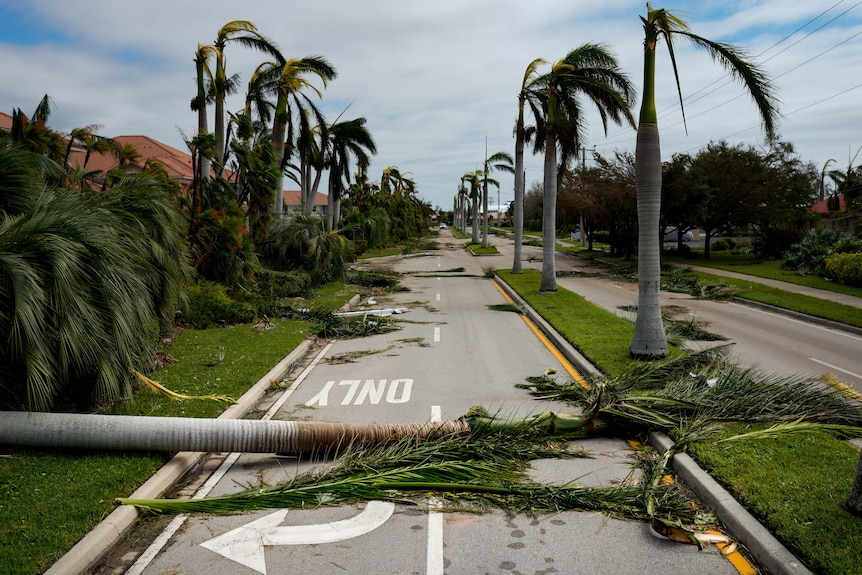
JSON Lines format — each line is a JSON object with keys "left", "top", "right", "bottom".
{"left": 46, "top": 339, "right": 314, "bottom": 575}
{"left": 650, "top": 433, "right": 813, "bottom": 575}
{"left": 493, "top": 274, "right": 811, "bottom": 575}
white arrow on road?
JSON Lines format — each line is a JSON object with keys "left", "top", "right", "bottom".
{"left": 200, "top": 500, "right": 395, "bottom": 574}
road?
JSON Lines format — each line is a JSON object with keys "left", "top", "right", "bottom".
{"left": 508, "top": 239, "right": 862, "bottom": 392}
{"left": 95, "top": 237, "right": 741, "bottom": 575}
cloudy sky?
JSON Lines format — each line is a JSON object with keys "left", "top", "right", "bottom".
{"left": 2, "top": 1, "right": 861, "bottom": 210}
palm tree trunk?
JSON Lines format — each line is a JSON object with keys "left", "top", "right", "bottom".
{"left": 471, "top": 195, "right": 479, "bottom": 244}
{"left": 0, "top": 412, "right": 469, "bottom": 454}
{"left": 540, "top": 100, "right": 558, "bottom": 292}
{"left": 513, "top": 108, "right": 526, "bottom": 273}
{"left": 630, "top": 122, "right": 667, "bottom": 358}
{"left": 482, "top": 177, "right": 490, "bottom": 249}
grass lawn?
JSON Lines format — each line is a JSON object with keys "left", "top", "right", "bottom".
{"left": 466, "top": 242, "right": 500, "bottom": 255}
{"left": 0, "top": 295, "right": 348, "bottom": 574}
{"left": 357, "top": 247, "right": 402, "bottom": 259}
{"left": 668, "top": 252, "right": 862, "bottom": 298}
{"left": 497, "top": 267, "right": 862, "bottom": 575}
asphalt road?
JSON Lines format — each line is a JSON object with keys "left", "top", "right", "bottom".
{"left": 509, "top": 239, "right": 862, "bottom": 392}
{"left": 93, "top": 238, "right": 742, "bottom": 575}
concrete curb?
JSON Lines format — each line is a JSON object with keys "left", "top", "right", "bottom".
{"left": 493, "top": 274, "right": 812, "bottom": 575}
{"left": 46, "top": 338, "right": 314, "bottom": 575}
{"left": 650, "top": 433, "right": 812, "bottom": 575}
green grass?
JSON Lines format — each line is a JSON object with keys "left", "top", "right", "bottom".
{"left": 497, "top": 268, "right": 862, "bottom": 575}
{"left": 466, "top": 243, "right": 500, "bottom": 255}
{"left": 0, "top": 450, "right": 167, "bottom": 575}
{"left": 693, "top": 271, "right": 862, "bottom": 329}
{"left": 497, "top": 269, "right": 638, "bottom": 376}
{"left": 357, "top": 247, "right": 402, "bottom": 259}
{"left": 0, "top": 288, "right": 354, "bottom": 574}
{"left": 109, "top": 318, "right": 311, "bottom": 418}
{"left": 690, "top": 426, "right": 862, "bottom": 575}
{"left": 669, "top": 252, "right": 862, "bottom": 298}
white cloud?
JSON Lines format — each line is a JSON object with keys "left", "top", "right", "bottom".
{"left": 1, "top": 0, "right": 860, "bottom": 208}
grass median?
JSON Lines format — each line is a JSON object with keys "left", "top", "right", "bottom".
{"left": 496, "top": 267, "right": 862, "bottom": 575}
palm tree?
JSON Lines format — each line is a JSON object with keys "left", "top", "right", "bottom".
{"left": 210, "top": 21, "right": 282, "bottom": 175}
{"left": 324, "top": 116, "right": 377, "bottom": 231}
{"left": 265, "top": 56, "right": 337, "bottom": 215}
{"left": 537, "top": 45, "right": 636, "bottom": 292}
{"left": 481, "top": 150, "right": 514, "bottom": 248}
{"left": 630, "top": 4, "right": 779, "bottom": 359}
{"left": 512, "top": 59, "right": 546, "bottom": 273}
{"left": 192, "top": 43, "right": 218, "bottom": 182}
{"left": 0, "top": 145, "right": 191, "bottom": 411}
{"left": 462, "top": 170, "right": 482, "bottom": 244}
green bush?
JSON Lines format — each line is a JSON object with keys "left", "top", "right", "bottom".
{"left": 254, "top": 268, "right": 312, "bottom": 299}
{"left": 825, "top": 252, "right": 862, "bottom": 286}
{"left": 185, "top": 281, "right": 258, "bottom": 327}
{"left": 710, "top": 237, "right": 736, "bottom": 251}
{"left": 347, "top": 269, "right": 399, "bottom": 288}
{"left": 783, "top": 228, "right": 845, "bottom": 275}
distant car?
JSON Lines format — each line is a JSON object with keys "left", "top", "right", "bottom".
{"left": 570, "top": 231, "right": 581, "bottom": 241}
{"left": 663, "top": 228, "right": 694, "bottom": 242}
{"left": 439, "top": 223, "right": 447, "bottom": 229}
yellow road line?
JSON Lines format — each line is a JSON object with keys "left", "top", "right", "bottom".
{"left": 491, "top": 279, "right": 588, "bottom": 387}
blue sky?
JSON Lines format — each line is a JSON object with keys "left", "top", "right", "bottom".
{"left": 2, "top": 0, "right": 861, "bottom": 209}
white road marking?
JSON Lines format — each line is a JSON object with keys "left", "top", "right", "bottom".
{"left": 436, "top": 293, "right": 441, "bottom": 301}
{"left": 427, "top": 406, "right": 444, "bottom": 575}
{"left": 125, "top": 343, "right": 334, "bottom": 574}
{"left": 434, "top": 327, "right": 441, "bottom": 342}
{"left": 809, "top": 357, "right": 862, "bottom": 381}
{"left": 201, "top": 501, "right": 396, "bottom": 574}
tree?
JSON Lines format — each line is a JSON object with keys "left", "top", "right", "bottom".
{"left": 630, "top": 4, "right": 779, "bottom": 358}
{"left": 324, "top": 116, "right": 377, "bottom": 231}
{"left": 265, "top": 56, "right": 337, "bottom": 215}
{"left": 210, "top": 21, "right": 282, "bottom": 176}
{"left": 481, "top": 151, "right": 514, "bottom": 248}
{"left": 536, "top": 44, "right": 636, "bottom": 292}
{"left": 512, "top": 58, "right": 547, "bottom": 273}
{"left": 192, "top": 43, "right": 218, "bottom": 182}
{"left": 462, "top": 170, "right": 482, "bottom": 243}
{"left": 0, "top": 145, "right": 191, "bottom": 411}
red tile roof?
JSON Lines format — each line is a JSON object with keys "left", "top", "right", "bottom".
{"left": 0, "top": 111, "right": 12, "bottom": 131}
{"left": 283, "top": 190, "right": 328, "bottom": 207}
{"left": 67, "top": 135, "right": 195, "bottom": 182}
{"left": 811, "top": 194, "right": 846, "bottom": 214}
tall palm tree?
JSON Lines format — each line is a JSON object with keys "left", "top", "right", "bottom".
{"left": 512, "top": 59, "right": 546, "bottom": 273}
{"left": 462, "top": 170, "right": 482, "bottom": 243}
{"left": 630, "top": 4, "right": 779, "bottom": 358}
{"left": 537, "top": 45, "right": 636, "bottom": 292}
{"left": 211, "top": 21, "right": 282, "bottom": 175}
{"left": 192, "top": 43, "right": 218, "bottom": 182}
{"left": 481, "top": 150, "right": 514, "bottom": 248}
{"left": 324, "top": 117, "right": 377, "bottom": 231}
{"left": 265, "top": 56, "right": 337, "bottom": 215}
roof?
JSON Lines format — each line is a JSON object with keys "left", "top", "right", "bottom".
{"left": 0, "top": 111, "right": 12, "bottom": 131}
{"left": 67, "top": 135, "right": 196, "bottom": 182}
{"left": 811, "top": 194, "right": 847, "bottom": 214}
{"left": 283, "top": 190, "right": 329, "bottom": 206}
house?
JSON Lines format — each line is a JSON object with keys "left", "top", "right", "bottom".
{"left": 811, "top": 193, "right": 859, "bottom": 235}
{"left": 1, "top": 111, "right": 329, "bottom": 214}
{"left": 282, "top": 190, "right": 329, "bottom": 216}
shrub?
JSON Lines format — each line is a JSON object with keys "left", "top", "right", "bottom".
{"left": 347, "top": 269, "right": 399, "bottom": 288}
{"left": 185, "top": 281, "right": 258, "bottom": 327}
{"left": 825, "top": 252, "right": 862, "bottom": 286}
{"left": 782, "top": 228, "right": 845, "bottom": 275}
{"left": 710, "top": 238, "right": 736, "bottom": 252}
{"left": 255, "top": 268, "right": 312, "bottom": 299}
